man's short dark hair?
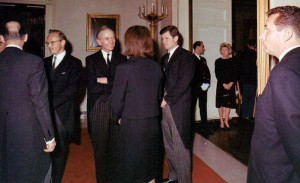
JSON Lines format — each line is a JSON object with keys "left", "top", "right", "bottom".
{"left": 49, "top": 29, "right": 67, "bottom": 41}
{"left": 160, "top": 25, "right": 183, "bottom": 47}
{"left": 160, "top": 25, "right": 180, "bottom": 38}
{"left": 3, "top": 20, "right": 27, "bottom": 41}
{"left": 193, "top": 41, "right": 203, "bottom": 50}
{"left": 267, "top": 6, "right": 300, "bottom": 38}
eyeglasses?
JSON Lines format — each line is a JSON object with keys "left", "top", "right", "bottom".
{"left": 45, "top": 40, "right": 62, "bottom": 46}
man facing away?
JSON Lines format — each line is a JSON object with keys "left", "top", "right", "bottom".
{"left": 0, "top": 20, "right": 56, "bottom": 183}
{"left": 191, "top": 41, "right": 211, "bottom": 133}
{"left": 160, "top": 25, "right": 195, "bottom": 183}
{"left": 239, "top": 39, "right": 257, "bottom": 119}
{"left": 247, "top": 6, "right": 300, "bottom": 183}
{"left": 86, "top": 26, "right": 126, "bottom": 182}
{"left": 44, "top": 29, "right": 82, "bottom": 183}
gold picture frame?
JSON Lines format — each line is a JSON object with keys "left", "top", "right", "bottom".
{"left": 86, "top": 13, "right": 120, "bottom": 51}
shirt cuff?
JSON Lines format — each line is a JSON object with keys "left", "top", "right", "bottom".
{"left": 46, "top": 138, "right": 55, "bottom": 144}
{"left": 201, "top": 83, "right": 210, "bottom": 91}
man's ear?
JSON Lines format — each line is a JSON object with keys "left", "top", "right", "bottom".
{"left": 24, "top": 34, "right": 28, "bottom": 42}
{"left": 61, "top": 39, "right": 66, "bottom": 47}
{"left": 0, "top": 35, "right": 4, "bottom": 43}
{"left": 282, "top": 28, "right": 293, "bottom": 42}
{"left": 174, "top": 36, "right": 178, "bottom": 43}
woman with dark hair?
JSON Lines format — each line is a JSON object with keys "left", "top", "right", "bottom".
{"left": 215, "top": 42, "right": 237, "bottom": 128}
{"left": 109, "top": 25, "right": 163, "bottom": 183}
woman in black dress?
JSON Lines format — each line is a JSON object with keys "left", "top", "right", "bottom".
{"left": 110, "top": 25, "right": 163, "bottom": 183}
{"left": 215, "top": 43, "right": 237, "bottom": 128}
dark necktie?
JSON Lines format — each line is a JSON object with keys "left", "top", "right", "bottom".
{"left": 52, "top": 56, "right": 57, "bottom": 70}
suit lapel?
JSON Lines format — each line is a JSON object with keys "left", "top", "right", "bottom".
{"left": 200, "top": 56, "right": 207, "bottom": 65}
{"left": 111, "top": 51, "right": 118, "bottom": 64}
{"left": 165, "top": 47, "right": 181, "bottom": 70}
{"left": 45, "top": 56, "right": 53, "bottom": 72}
{"left": 52, "top": 55, "right": 69, "bottom": 82}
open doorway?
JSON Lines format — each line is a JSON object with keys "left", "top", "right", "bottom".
{"left": 232, "top": 0, "right": 257, "bottom": 56}
{"left": 232, "top": 0, "right": 257, "bottom": 117}
{"left": 0, "top": 3, "right": 45, "bottom": 57}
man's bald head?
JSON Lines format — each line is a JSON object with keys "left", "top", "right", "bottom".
{"left": 3, "top": 21, "right": 27, "bottom": 41}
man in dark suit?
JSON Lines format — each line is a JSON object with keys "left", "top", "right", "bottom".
{"left": 0, "top": 20, "right": 56, "bottom": 183}
{"left": 44, "top": 29, "right": 82, "bottom": 183}
{"left": 191, "top": 41, "right": 211, "bottom": 132}
{"left": 247, "top": 6, "right": 300, "bottom": 183}
{"left": 160, "top": 25, "right": 195, "bottom": 183}
{"left": 86, "top": 26, "right": 126, "bottom": 183}
{"left": 239, "top": 39, "right": 257, "bottom": 119}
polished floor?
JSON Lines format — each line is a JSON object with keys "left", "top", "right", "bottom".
{"left": 61, "top": 117, "right": 254, "bottom": 182}
{"left": 194, "top": 117, "right": 255, "bottom": 165}
{"left": 193, "top": 117, "right": 254, "bottom": 182}
{"left": 62, "top": 127, "right": 226, "bottom": 183}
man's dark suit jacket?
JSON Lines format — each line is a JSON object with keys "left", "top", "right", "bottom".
{"left": 239, "top": 48, "right": 257, "bottom": 85}
{"left": 111, "top": 56, "right": 163, "bottom": 121}
{"left": 44, "top": 54, "right": 82, "bottom": 142}
{"left": 247, "top": 47, "right": 300, "bottom": 183}
{"left": 86, "top": 50, "right": 126, "bottom": 115}
{"left": 0, "top": 47, "right": 55, "bottom": 183}
{"left": 161, "top": 47, "right": 195, "bottom": 149}
{"left": 191, "top": 54, "right": 211, "bottom": 94}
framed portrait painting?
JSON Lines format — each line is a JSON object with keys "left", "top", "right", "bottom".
{"left": 86, "top": 13, "right": 120, "bottom": 51}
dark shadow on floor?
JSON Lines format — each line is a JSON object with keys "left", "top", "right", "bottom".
{"left": 194, "top": 117, "right": 255, "bottom": 165}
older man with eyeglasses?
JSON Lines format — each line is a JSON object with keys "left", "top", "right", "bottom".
{"left": 44, "top": 29, "right": 82, "bottom": 183}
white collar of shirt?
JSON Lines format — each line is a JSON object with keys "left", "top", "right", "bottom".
{"left": 168, "top": 45, "right": 179, "bottom": 61}
{"left": 6, "top": 44, "right": 22, "bottom": 50}
{"left": 279, "top": 45, "right": 300, "bottom": 62}
{"left": 101, "top": 49, "right": 112, "bottom": 64}
{"left": 53, "top": 50, "right": 66, "bottom": 68}
{"left": 221, "top": 56, "right": 231, "bottom": 59}
{"left": 194, "top": 53, "right": 200, "bottom": 60}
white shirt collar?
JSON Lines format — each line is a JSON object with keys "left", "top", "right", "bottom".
{"left": 168, "top": 45, "right": 179, "bottom": 60}
{"left": 279, "top": 45, "right": 300, "bottom": 61}
{"left": 6, "top": 44, "right": 22, "bottom": 50}
{"left": 101, "top": 49, "right": 113, "bottom": 64}
{"left": 194, "top": 53, "right": 200, "bottom": 60}
{"left": 53, "top": 50, "right": 66, "bottom": 68}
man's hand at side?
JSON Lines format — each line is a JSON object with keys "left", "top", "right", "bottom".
{"left": 44, "top": 139, "right": 56, "bottom": 153}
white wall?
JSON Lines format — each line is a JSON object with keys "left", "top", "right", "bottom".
{"left": 270, "top": 0, "right": 300, "bottom": 8}
{"left": 174, "top": 0, "right": 190, "bottom": 50}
